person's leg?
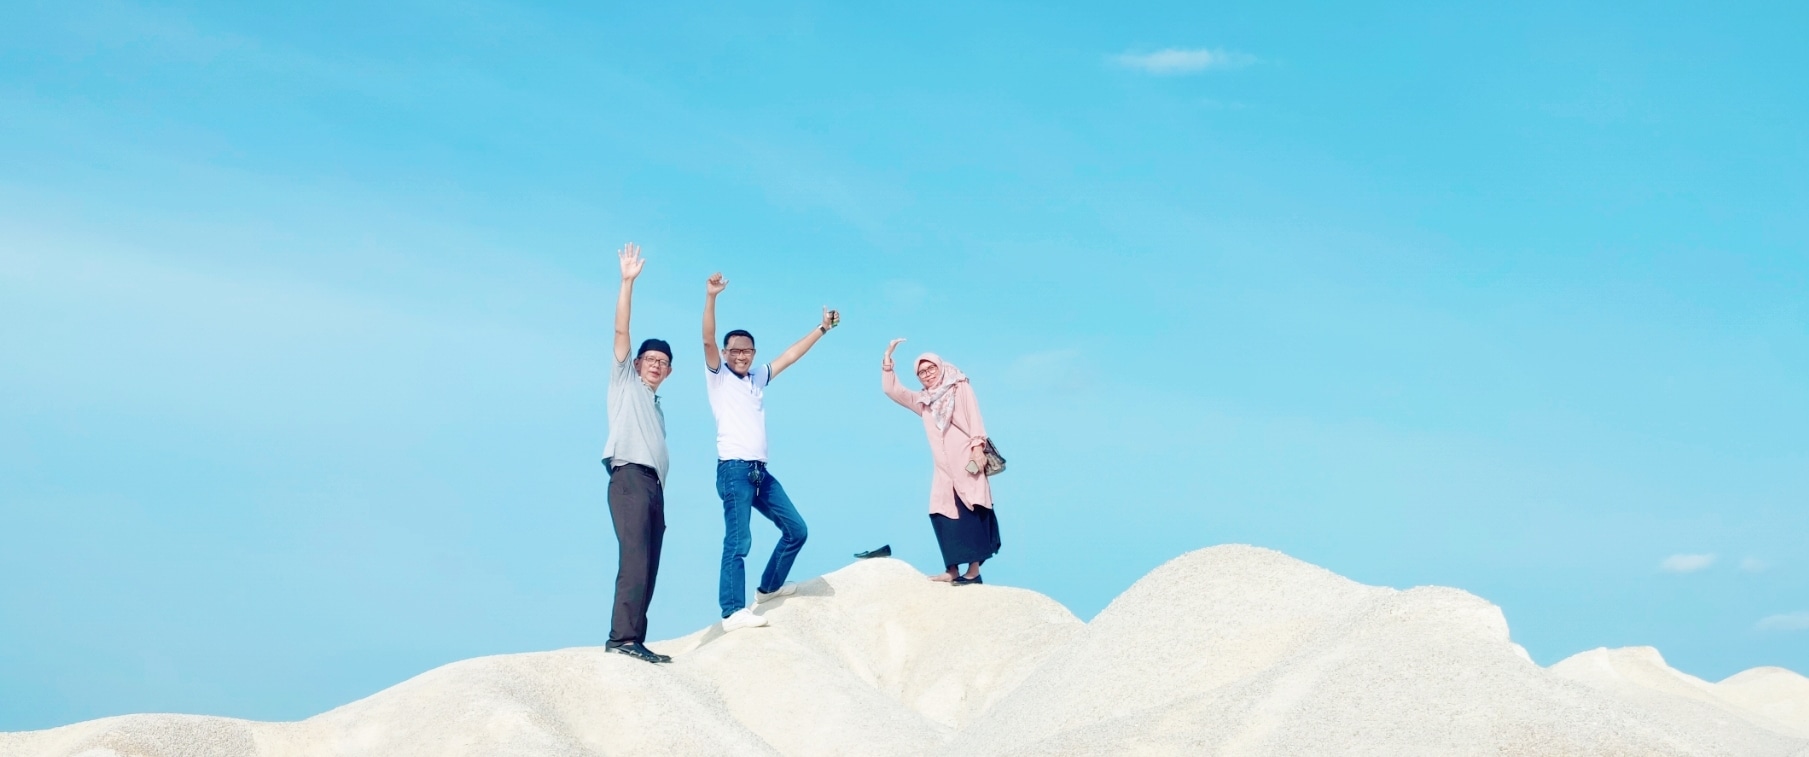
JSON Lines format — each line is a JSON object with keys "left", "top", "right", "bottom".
{"left": 971, "top": 503, "right": 1000, "bottom": 580}
{"left": 717, "top": 460, "right": 756, "bottom": 617}
{"left": 607, "top": 465, "right": 656, "bottom": 644}
{"left": 928, "top": 511, "right": 961, "bottom": 581}
{"left": 636, "top": 474, "right": 667, "bottom": 641}
{"left": 750, "top": 469, "right": 808, "bottom": 594}
{"left": 941, "top": 495, "right": 996, "bottom": 584}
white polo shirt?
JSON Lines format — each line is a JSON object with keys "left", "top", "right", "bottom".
{"left": 705, "top": 363, "right": 770, "bottom": 461}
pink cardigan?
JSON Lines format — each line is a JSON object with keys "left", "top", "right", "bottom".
{"left": 883, "top": 363, "right": 993, "bottom": 519}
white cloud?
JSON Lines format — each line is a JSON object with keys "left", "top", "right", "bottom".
{"left": 1757, "top": 612, "right": 1809, "bottom": 632}
{"left": 1658, "top": 553, "right": 1716, "bottom": 573}
{"left": 1111, "top": 48, "right": 1257, "bottom": 75}
{"left": 1739, "top": 557, "right": 1767, "bottom": 573}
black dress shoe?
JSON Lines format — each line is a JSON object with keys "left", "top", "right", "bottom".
{"left": 952, "top": 574, "right": 983, "bottom": 586}
{"left": 606, "top": 642, "right": 671, "bottom": 663}
{"left": 854, "top": 544, "right": 892, "bottom": 559}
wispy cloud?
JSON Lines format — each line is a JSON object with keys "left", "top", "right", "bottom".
{"left": 1757, "top": 612, "right": 1809, "bottom": 632}
{"left": 882, "top": 280, "right": 928, "bottom": 310}
{"left": 732, "top": 137, "right": 910, "bottom": 238}
{"left": 64, "top": 1, "right": 417, "bottom": 95}
{"left": 1011, "top": 348, "right": 1082, "bottom": 373}
{"left": 1007, "top": 347, "right": 1093, "bottom": 393}
{"left": 1739, "top": 557, "right": 1767, "bottom": 573}
{"left": 1658, "top": 553, "right": 1716, "bottom": 573}
{"left": 1111, "top": 48, "right": 1256, "bottom": 75}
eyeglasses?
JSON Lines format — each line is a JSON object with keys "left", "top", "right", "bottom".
{"left": 726, "top": 348, "right": 756, "bottom": 358}
{"left": 915, "top": 365, "right": 938, "bottom": 375}
{"left": 638, "top": 357, "right": 671, "bottom": 368}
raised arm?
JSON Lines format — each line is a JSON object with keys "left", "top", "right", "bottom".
{"left": 880, "top": 338, "right": 917, "bottom": 410}
{"left": 613, "top": 243, "right": 644, "bottom": 363}
{"left": 702, "top": 273, "right": 727, "bottom": 372}
{"left": 768, "top": 306, "right": 839, "bottom": 380}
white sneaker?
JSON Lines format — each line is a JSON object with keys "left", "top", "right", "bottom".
{"left": 720, "top": 608, "right": 769, "bottom": 632}
{"left": 755, "top": 583, "right": 798, "bottom": 603}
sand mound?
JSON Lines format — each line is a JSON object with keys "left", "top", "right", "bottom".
{"left": 7, "top": 650, "right": 776, "bottom": 757}
{"left": 1719, "top": 668, "right": 1809, "bottom": 733}
{"left": 1552, "top": 646, "right": 1809, "bottom": 739}
{"left": 638, "top": 558, "right": 1083, "bottom": 756}
{"left": 5, "top": 546, "right": 1806, "bottom": 757}
{"left": 949, "top": 546, "right": 1804, "bottom": 756}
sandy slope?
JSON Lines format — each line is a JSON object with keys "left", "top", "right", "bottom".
{"left": 1552, "top": 646, "right": 1809, "bottom": 739}
{"left": 4, "top": 546, "right": 1806, "bottom": 757}
{"left": 1719, "top": 668, "right": 1809, "bottom": 734}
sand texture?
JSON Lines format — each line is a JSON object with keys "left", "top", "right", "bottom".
{"left": 1552, "top": 646, "right": 1809, "bottom": 740}
{"left": 5, "top": 545, "right": 1806, "bottom": 756}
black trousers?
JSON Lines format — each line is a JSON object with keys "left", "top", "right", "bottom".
{"left": 608, "top": 463, "right": 666, "bottom": 644}
{"left": 930, "top": 493, "right": 1001, "bottom": 569}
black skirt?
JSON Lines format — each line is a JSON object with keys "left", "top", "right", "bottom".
{"left": 929, "top": 494, "right": 1001, "bottom": 569}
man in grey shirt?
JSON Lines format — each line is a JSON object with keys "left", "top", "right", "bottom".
{"left": 599, "top": 242, "right": 673, "bottom": 664}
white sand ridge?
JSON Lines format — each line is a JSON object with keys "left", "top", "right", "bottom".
{"left": 5, "top": 545, "right": 1807, "bottom": 756}
{"left": 1551, "top": 646, "right": 1809, "bottom": 740}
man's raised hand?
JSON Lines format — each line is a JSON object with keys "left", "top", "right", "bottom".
{"left": 618, "top": 242, "right": 645, "bottom": 280}
{"left": 820, "top": 306, "right": 841, "bottom": 332}
{"left": 706, "top": 273, "right": 728, "bottom": 296}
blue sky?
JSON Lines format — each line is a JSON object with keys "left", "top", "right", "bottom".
{"left": 3, "top": 0, "right": 1806, "bottom": 731}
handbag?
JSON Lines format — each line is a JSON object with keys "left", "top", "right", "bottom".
{"left": 965, "top": 437, "right": 1007, "bottom": 476}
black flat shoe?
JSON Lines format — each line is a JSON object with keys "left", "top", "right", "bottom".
{"left": 606, "top": 642, "right": 671, "bottom": 663}
{"left": 854, "top": 544, "right": 892, "bottom": 559}
{"left": 952, "top": 574, "right": 983, "bottom": 586}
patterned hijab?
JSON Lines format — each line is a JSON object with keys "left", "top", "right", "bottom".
{"left": 913, "top": 353, "right": 969, "bottom": 431}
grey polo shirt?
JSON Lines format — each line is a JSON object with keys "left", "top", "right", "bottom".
{"left": 601, "top": 356, "right": 669, "bottom": 485}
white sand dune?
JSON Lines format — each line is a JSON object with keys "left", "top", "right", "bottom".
{"left": 1718, "top": 668, "right": 1809, "bottom": 734}
{"left": 5, "top": 545, "right": 1806, "bottom": 756}
{"left": 1552, "top": 646, "right": 1809, "bottom": 739}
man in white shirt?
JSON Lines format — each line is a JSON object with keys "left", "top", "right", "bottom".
{"left": 701, "top": 272, "right": 839, "bottom": 631}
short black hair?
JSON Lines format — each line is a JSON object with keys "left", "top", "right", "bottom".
{"left": 723, "top": 329, "right": 755, "bottom": 348}
{"left": 637, "top": 338, "right": 673, "bottom": 362}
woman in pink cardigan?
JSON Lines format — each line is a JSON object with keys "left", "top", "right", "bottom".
{"left": 881, "top": 338, "right": 999, "bottom": 585}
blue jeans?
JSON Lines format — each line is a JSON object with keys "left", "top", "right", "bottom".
{"left": 717, "top": 459, "right": 808, "bottom": 617}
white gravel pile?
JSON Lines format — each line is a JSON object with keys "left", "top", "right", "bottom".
{"left": 5, "top": 545, "right": 1805, "bottom": 757}
{"left": 645, "top": 557, "right": 1083, "bottom": 756}
{"left": 948, "top": 545, "right": 1807, "bottom": 756}
{"left": 1552, "top": 646, "right": 1809, "bottom": 739}
{"left": 1719, "top": 667, "right": 1809, "bottom": 735}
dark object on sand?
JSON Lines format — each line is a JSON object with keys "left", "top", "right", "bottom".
{"left": 854, "top": 545, "right": 892, "bottom": 559}
{"left": 953, "top": 574, "right": 983, "bottom": 586}
{"left": 605, "top": 641, "right": 671, "bottom": 664}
